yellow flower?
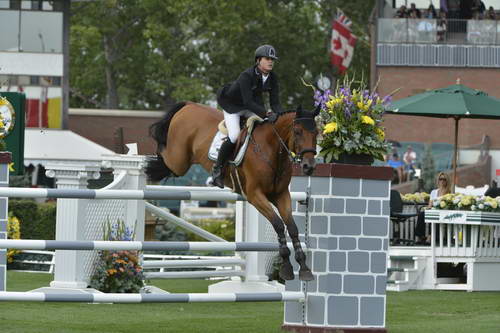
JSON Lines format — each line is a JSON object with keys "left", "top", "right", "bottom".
{"left": 440, "top": 201, "right": 446, "bottom": 208}
{"left": 323, "top": 122, "right": 338, "bottom": 134}
{"left": 361, "top": 115, "right": 375, "bottom": 126}
{"left": 375, "top": 127, "right": 385, "bottom": 140}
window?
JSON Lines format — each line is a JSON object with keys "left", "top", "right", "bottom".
{"left": 30, "top": 76, "right": 39, "bottom": 85}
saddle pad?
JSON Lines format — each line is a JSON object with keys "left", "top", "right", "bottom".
{"left": 208, "top": 115, "right": 263, "bottom": 166}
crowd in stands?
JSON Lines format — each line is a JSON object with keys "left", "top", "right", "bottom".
{"left": 391, "top": 2, "right": 498, "bottom": 43}
{"left": 386, "top": 146, "right": 418, "bottom": 184}
{"left": 394, "top": 1, "right": 496, "bottom": 21}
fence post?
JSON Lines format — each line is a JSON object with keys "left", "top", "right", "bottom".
{"left": 0, "top": 152, "right": 11, "bottom": 291}
{"left": 283, "top": 163, "right": 392, "bottom": 332}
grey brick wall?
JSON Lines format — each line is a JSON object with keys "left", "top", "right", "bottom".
{"left": 285, "top": 174, "right": 390, "bottom": 329}
{"left": 0, "top": 163, "right": 8, "bottom": 292}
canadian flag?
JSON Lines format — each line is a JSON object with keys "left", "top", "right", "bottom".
{"left": 330, "top": 11, "right": 357, "bottom": 75}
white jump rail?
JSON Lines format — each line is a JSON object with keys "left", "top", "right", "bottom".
{"left": 0, "top": 291, "right": 305, "bottom": 303}
{"left": 0, "top": 187, "right": 307, "bottom": 202}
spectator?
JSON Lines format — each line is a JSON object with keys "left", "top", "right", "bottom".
{"left": 437, "top": 10, "right": 448, "bottom": 41}
{"left": 409, "top": 3, "right": 422, "bottom": 18}
{"left": 403, "top": 145, "right": 417, "bottom": 174}
{"left": 486, "top": 6, "right": 497, "bottom": 20}
{"left": 395, "top": 5, "right": 408, "bottom": 18}
{"left": 415, "top": 172, "right": 452, "bottom": 244}
{"left": 484, "top": 180, "right": 500, "bottom": 197}
{"left": 472, "top": 0, "right": 486, "bottom": 18}
{"left": 387, "top": 153, "right": 406, "bottom": 183}
{"left": 426, "top": 3, "right": 438, "bottom": 18}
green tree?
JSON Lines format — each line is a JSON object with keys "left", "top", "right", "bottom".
{"left": 69, "top": 0, "right": 375, "bottom": 110}
{"left": 421, "top": 144, "right": 436, "bottom": 193}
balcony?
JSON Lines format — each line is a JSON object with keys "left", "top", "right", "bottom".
{"left": 377, "top": 18, "right": 500, "bottom": 67}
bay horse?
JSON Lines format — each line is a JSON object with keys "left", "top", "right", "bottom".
{"left": 146, "top": 102, "right": 319, "bottom": 281}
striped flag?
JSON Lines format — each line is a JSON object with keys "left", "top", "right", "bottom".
{"left": 330, "top": 9, "right": 357, "bottom": 75}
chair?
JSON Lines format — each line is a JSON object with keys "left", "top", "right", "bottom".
{"left": 390, "top": 190, "right": 420, "bottom": 246}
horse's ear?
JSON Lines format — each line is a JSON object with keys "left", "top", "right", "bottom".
{"left": 313, "top": 104, "right": 321, "bottom": 117}
{"left": 296, "top": 105, "right": 303, "bottom": 117}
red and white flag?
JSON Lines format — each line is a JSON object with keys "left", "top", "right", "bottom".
{"left": 330, "top": 9, "right": 357, "bottom": 75}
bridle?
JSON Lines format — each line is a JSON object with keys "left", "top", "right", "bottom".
{"left": 292, "top": 117, "right": 317, "bottom": 161}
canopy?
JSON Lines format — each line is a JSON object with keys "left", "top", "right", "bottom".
{"left": 24, "top": 129, "right": 115, "bottom": 166}
{"left": 386, "top": 82, "right": 500, "bottom": 189}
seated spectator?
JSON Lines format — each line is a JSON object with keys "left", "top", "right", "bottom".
{"left": 437, "top": 10, "right": 447, "bottom": 41}
{"left": 486, "top": 6, "right": 497, "bottom": 20}
{"left": 387, "top": 153, "right": 406, "bottom": 183}
{"left": 403, "top": 146, "right": 417, "bottom": 168}
{"left": 415, "top": 172, "right": 452, "bottom": 245}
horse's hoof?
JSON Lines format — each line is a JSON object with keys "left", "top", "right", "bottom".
{"left": 299, "top": 269, "right": 314, "bottom": 281}
{"left": 279, "top": 262, "right": 295, "bottom": 280}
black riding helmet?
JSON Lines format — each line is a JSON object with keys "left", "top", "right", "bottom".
{"left": 254, "top": 45, "right": 278, "bottom": 61}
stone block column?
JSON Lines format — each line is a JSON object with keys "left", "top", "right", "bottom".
{"left": 0, "top": 152, "right": 11, "bottom": 291}
{"left": 283, "top": 163, "right": 392, "bottom": 333}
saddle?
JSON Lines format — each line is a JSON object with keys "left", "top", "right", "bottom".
{"left": 208, "top": 115, "right": 264, "bottom": 166}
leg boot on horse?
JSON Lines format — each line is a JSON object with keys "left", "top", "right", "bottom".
{"left": 212, "top": 138, "right": 236, "bottom": 188}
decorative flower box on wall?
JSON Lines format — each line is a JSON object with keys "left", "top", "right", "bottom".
{"left": 425, "top": 209, "right": 500, "bottom": 258}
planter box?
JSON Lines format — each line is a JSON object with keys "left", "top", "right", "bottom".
{"left": 425, "top": 209, "right": 500, "bottom": 226}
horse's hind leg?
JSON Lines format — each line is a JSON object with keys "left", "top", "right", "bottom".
{"left": 246, "top": 191, "right": 295, "bottom": 280}
{"left": 273, "top": 191, "right": 314, "bottom": 281}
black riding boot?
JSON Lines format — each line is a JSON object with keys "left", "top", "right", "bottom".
{"left": 212, "top": 139, "right": 236, "bottom": 188}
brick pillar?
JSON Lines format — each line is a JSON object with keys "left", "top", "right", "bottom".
{"left": 283, "top": 163, "right": 392, "bottom": 333}
{"left": 0, "top": 152, "right": 10, "bottom": 292}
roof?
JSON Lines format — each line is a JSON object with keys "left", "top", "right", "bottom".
{"left": 24, "top": 128, "right": 115, "bottom": 166}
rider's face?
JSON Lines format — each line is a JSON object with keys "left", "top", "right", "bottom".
{"left": 257, "top": 57, "right": 274, "bottom": 74}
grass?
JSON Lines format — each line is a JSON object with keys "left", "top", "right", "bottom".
{"left": 2, "top": 272, "right": 500, "bottom": 333}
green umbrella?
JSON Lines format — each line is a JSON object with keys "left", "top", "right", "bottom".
{"left": 386, "top": 81, "right": 500, "bottom": 190}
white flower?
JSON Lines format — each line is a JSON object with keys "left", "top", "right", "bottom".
{"left": 478, "top": 203, "right": 484, "bottom": 210}
{"left": 471, "top": 205, "right": 476, "bottom": 211}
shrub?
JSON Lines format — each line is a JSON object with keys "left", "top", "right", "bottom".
{"left": 7, "top": 214, "right": 21, "bottom": 263}
{"left": 8, "top": 200, "right": 56, "bottom": 240}
{"left": 187, "top": 219, "right": 235, "bottom": 242}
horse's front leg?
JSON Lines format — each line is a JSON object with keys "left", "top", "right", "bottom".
{"left": 273, "top": 191, "right": 314, "bottom": 281}
{"left": 246, "top": 191, "right": 295, "bottom": 281}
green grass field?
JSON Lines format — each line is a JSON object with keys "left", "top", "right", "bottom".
{"left": 2, "top": 272, "right": 500, "bottom": 333}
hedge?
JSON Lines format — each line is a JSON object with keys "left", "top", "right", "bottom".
{"left": 8, "top": 200, "right": 56, "bottom": 240}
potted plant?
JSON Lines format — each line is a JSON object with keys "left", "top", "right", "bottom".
{"left": 313, "top": 79, "right": 392, "bottom": 164}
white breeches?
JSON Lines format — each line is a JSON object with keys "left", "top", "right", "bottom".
{"left": 223, "top": 109, "right": 256, "bottom": 143}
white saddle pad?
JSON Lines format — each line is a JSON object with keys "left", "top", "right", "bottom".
{"left": 208, "top": 116, "right": 263, "bottom": 166}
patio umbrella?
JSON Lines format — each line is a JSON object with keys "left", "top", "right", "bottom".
{"left": 386, "top": 81, "right": 500, "bottom": 190}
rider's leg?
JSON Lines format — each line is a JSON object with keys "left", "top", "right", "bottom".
{"left": 211, "top": 111, "right": 239, "bottom": 188}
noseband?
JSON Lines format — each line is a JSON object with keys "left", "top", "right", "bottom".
{"left": 293, "top": 118, "right": 317, "bottom": 160}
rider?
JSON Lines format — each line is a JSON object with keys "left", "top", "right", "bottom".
{"left": 211, "top": 44, "right": 285, "bottom": 188}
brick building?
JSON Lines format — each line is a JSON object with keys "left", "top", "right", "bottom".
{"left": 375, "top": 0, "right": 500, "bottom": 149}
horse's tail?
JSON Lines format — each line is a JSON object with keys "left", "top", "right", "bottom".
{"left": 145, "top": 102, "right": 187, "bottom": 181}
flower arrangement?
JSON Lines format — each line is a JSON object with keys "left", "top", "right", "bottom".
{"left": 314, "top": 79, "right": 392, "bottom": 162}
{"left": 7, "top": 214, "right": 21, "bottom": 263}
{"left": 90, "top": 219, "right": 144, "bottom": 293}
{"left": 431, "top": 193, "right": 500, "bottom": 212}
{"left": 401, "top": 192, "right": 430, "bottom": 204}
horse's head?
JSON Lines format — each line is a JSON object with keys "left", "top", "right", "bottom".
{"left": 293, "top": 105, "right": 320, "bottom": 176}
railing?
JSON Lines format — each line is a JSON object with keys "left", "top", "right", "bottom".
{"left": 378, "top": 18, "right": 500, "bottom": 45}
